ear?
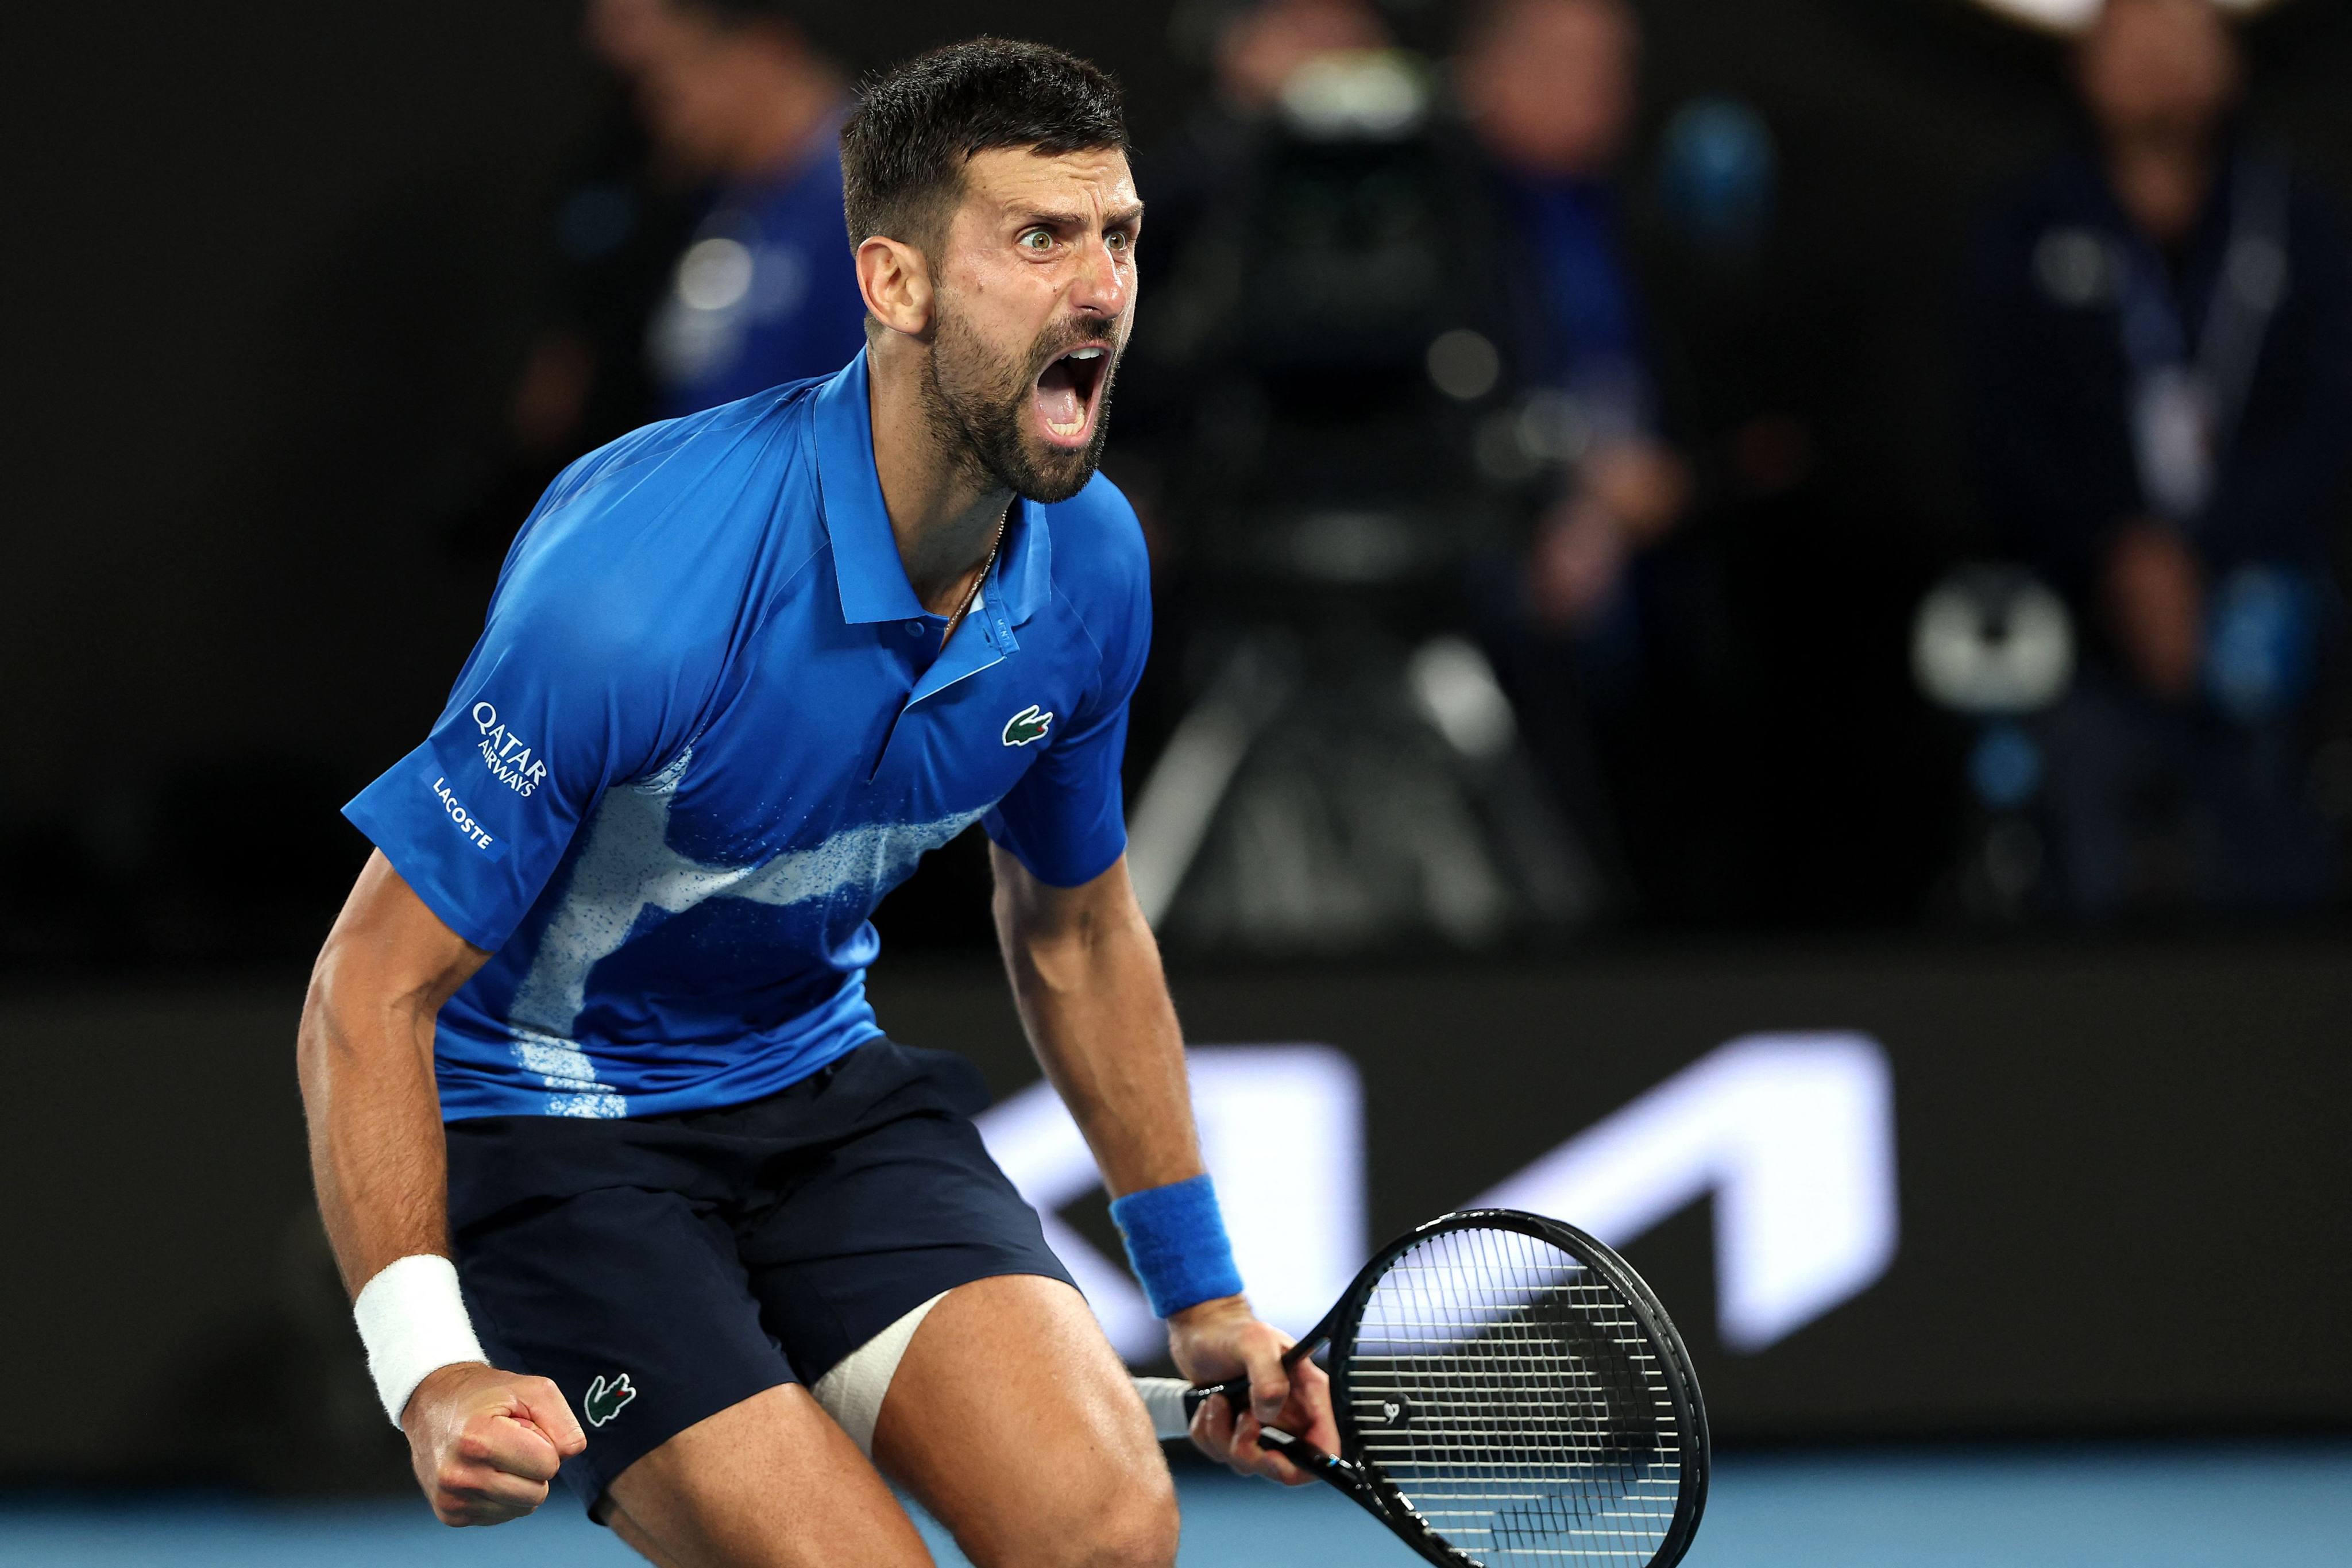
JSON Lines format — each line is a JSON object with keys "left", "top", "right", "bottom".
{"left": 856, "top": 235, "right": 933, "bottom": 339}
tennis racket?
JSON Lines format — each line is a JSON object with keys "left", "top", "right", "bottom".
{"left": 1133, "top": 1208, "right": 1708, "bottom": 1568}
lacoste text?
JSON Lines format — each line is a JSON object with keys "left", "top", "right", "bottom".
{"left": 432, "top": 777, "right": 500, "bottom": 856}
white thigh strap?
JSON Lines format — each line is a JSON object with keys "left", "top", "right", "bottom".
{"left": 809, "top": 1289, "right": 949, "bottom": 1456}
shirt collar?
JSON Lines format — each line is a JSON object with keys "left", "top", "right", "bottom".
{"left": 811, "top": 349, "right": 1049, "bottom": 629}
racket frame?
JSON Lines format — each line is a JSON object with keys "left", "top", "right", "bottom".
{"left": 1187, "top": 1207, "right": 1709, "bottom": 1568}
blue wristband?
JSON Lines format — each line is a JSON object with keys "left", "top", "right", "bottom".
{"left": 1108, "top": 1174, "right": 1246, "bottom": 1318}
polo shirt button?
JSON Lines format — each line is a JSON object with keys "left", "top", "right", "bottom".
{"left": 905, "top": 621, "right": 925, "bottom": 638}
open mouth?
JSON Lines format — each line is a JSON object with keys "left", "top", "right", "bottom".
{"left": 1032, "top": 344, "right": 1110, "bottom": 449}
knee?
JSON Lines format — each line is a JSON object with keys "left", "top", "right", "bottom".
{"left": 1074, "top": 1467, "right": 1179, "bottom": 1568}
{"left": 1086, "top": 1476, "right": 1185, "bottom": 1568}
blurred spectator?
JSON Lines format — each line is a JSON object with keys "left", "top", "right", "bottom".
{"left": 1452, "top": 0, "right": 1691, "bottom": 899}
{"left": 454, "top": 0, "right": 863, "bottom": 559}
{"left": 1459, "top": 0, "right": 1690, "bottom": 636}
{"left": 620, "top": 0, "right": 867, "bottom": 414}
{"left": 1212, "top": 0, "right": 1395, "bottom": 114}
{"left": 1963, "top": 0, "right": 2352, "bottom": 917}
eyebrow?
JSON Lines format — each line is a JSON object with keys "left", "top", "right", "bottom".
{"left": 1011, "top": 201, "right": 1146, "bottom": 231}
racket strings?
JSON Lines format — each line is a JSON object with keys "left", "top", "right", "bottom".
{"left": 1343, "top": 1227, "right": 1682, "bottom": 1566}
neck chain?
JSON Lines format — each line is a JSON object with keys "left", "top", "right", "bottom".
{"left": 939, "top": 508, "right": 1007, "bottom": 650}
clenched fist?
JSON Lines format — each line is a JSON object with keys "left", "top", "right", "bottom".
{"left": 401, "top": 1362, "right": 587, "bottom": 1526}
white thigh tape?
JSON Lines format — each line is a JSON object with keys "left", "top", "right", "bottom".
{"left": 353, "top": 1254, "right": 489, "bottom": 1427}
{"left": 810, "top": 1289, "right": 948, "bottom": 1456}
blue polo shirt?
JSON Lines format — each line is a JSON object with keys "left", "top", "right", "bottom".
{"left": 344, "top": 352, "right": 1150, "bottom": 1120}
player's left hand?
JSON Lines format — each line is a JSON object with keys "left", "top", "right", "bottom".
{"left": 1167, "top": 1295, "right": 1339, "bottom": 1485}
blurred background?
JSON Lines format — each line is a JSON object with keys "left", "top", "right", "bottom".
{"left": 6, "top": 0, "right": 2352, "bottom": 1562}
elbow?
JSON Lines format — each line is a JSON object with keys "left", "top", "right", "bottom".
{"left": 992, "top": 848, "right": 1159, "bottom": 995}
{"left": 1010, "top": 897, "right": 1159, "bottom": 1001}
{"left": 296, "top": 936, "right": 356, "bottom": 1093}
{"left": 1009, "top": 910, "right": 1102, "bottom": 999}
{"left": 296, "top": 928, "right": 405, "bottom": 1091}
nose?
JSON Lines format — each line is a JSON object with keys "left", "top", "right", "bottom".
{"left": 1068, "top": 231, "right": 1129, "bottom": 320}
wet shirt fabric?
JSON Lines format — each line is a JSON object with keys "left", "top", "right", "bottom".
{"left": 345, "top": 352, "right": 1150, "bottom": 1121}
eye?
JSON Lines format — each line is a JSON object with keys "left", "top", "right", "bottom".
{"left": 1019, "top": 228, "right": 1055, "bottom": 253}
{"left": 1107, "top": 229, "right": 1131, "bottom": 253}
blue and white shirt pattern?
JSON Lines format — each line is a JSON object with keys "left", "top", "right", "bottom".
{"left": 345, "top": 352, "right": 1150, "bottom": 1120}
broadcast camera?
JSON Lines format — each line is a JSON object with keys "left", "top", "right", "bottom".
{"left": 1144, "top": 53, "right": 1555, "bottom": 612}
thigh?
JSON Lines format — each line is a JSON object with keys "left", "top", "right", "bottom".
{"left": 604, "top": 1384, "right": 936, "bottom": 1568}
{"left": 873, "top": 1275, "right": 1176, "bottom": 1568}
{"left": 454, "top": 1183, "right": 792, "bottom": 1516}
{"left": 736, "top": 1041, "right": 1077, "bottom": 1389}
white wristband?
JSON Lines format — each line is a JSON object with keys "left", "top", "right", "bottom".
{"left": 353, "top": 1254, "right": 489, "bottom": 1427}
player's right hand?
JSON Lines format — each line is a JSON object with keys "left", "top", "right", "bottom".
{"left": 400, "top": 1362, "right": 586, "bottom": 1526}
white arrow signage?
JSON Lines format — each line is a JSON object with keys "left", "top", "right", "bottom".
{"left": 978, "top": 1045, "right": 1365, "bottom": 1361}
{"left": 977, "top": 1031, "right": 1895, "bottom": 1361}
{"left": 1473, "top": 1032, "right": 1898, "bottom": 1351}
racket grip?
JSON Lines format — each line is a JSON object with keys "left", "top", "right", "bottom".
{"left": 1192, "top": 1376, "right": 1252, "bottom": 1422}
{"left": 1132, "top": 1375, "right": 1252, "bottom": 1441}
{"left": 1257, "top": 1425, "right": 1340, "bottom": 1471}
{"left": 1134, "top": 1377, "right": 1192, "bottom": 1440}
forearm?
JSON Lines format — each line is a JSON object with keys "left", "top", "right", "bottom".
{"left": 298, "top": 953, "right": 455, "bottom": 1296}
{"left": 298, "top": 855, "right": 576, "bottom": 1486}
{"left": 992, "top": 854, "right": 1200, "bottom": 1196}
{"left": 993, "top": 851, "right": 1304, "bottom": 1455}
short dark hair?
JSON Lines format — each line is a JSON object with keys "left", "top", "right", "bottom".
{"left": 840, "top": 38, "right": 1129, "bottom": 256}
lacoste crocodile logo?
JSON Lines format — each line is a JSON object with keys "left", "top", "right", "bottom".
{"left": 1002, "top": 704, "right": 1054, "bottom": 747}
{"left": 584, "top": 1372, "right": 637, "bottom": 1427}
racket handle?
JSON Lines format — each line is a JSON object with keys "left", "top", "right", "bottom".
{"left": 1132, "top": 1375, "right": 1251, "bottom": 1440}
{"left": 1256, "top": 1424, "right": 1354, "bottom": 1485}
{"left": 1134, "top": 1377, "right": 1194, "bottom": 1440}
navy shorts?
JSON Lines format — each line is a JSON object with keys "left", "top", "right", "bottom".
{"left": 444, "top": 1038, "right": 1075, "bottom": 1516}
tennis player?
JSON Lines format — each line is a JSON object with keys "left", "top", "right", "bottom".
{"left": 296, "top": 38, "right": 1335, "bottom": 1566}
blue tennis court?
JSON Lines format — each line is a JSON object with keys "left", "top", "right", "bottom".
{"left": 7, "top": 1443, "right": 2347, "bottom": 1567}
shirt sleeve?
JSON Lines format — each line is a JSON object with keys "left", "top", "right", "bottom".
{"left": 983, "top": 547, "right": 1152, "bottom": 890}
{"left": 342, "top": 496, "right": 713, "bottom": 952}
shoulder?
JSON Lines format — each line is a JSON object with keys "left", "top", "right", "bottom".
{"left": 491, "top": 383, "right": 832, "bottom": 679}
{"left": 536, "top": 379, "right": 828, "bottom": 516}
{"left": 1037, "top": 472, "right": 1150, "bottom": 657}
{"left": 1039, "top": 471, "right": 1148, "bottom": 600}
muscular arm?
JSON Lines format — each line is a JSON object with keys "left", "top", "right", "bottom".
{"left": 989, "top": 846, "right": 1337, "bottom": 1481}
{"left": 298, "top": 850, "right": 583, "bottom": 1524}
{"left": 988, "top": 847, "right": 1199, "bottom": 1196}
{"left": 299, "top": 851, "right": 489, "bottom": 1292}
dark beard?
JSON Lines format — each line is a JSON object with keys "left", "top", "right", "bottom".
{"left": 919, "top": 306, "right": 1117, "bottom": 505}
